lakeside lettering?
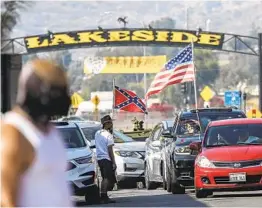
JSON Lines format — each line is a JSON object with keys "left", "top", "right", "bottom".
{"left": 24, "top": 29, "right": 224, "bottom": 51}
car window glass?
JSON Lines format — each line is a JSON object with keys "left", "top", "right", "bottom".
{"left": 177, "top": 119, "right": 201, "bottom": 136}
{"left": 153, "top": 127, "right": 161, "bottom": 141}
{"left": 181, "top": 112, "right": 245, "bottom": 133}
{"left": 58, "top": 128, "right": 86, "bottom": 148}
{"left": 82, "top": 126, "right": 101, "bottom": 142}
{"left": 113, "top": 130, "right": 134, "bottom": 143}
{"left": 205, "top": 124, "right": 262, "bottom": 147}
{"left": 149, "top": 125, "right": 158, "bottom": 140}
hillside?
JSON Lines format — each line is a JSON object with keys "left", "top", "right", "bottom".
{"left": 11, "top": 1, "right": 262, "bottom": 38}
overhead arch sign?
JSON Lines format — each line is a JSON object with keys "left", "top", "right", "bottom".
{"left": 24, "top": 28, "right": 225, "bottom": 53}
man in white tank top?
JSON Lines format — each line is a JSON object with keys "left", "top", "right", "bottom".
{"left": 1, "top": 59, "right": 73, "bottom": 207}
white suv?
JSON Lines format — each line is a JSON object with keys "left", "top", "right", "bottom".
{"left": 53, "top": 121, "right": 100, "bottom": 204}
{"left": 77, "top": 122, "right": 146, "bottom": 189}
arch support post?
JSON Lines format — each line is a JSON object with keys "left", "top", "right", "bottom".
{"left": 259, "top": 33, "right": 262, "bottom": 112}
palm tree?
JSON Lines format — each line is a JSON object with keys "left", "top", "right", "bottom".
{"left": 1, "top": 1, "right": 32, "bottom": 52}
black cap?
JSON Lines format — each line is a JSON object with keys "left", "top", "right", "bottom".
{"left": 101, "top": 115, "right": 113, "bottom": 125}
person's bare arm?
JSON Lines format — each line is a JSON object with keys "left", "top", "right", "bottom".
{"left": 1, "top": 124, "right": 34, "bottom": 207}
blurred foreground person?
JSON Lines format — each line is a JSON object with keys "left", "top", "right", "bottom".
{"left": 95, "top": 115, "right": 117, "bottom": 204}
{"left": 1, "top": 59, "right": 73, "bottom": 207}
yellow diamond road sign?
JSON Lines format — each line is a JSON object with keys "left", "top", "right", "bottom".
{"left": 200, "top": 86, "right": 215, "bottom": 102}
{"left": 92, "top": 95, "right": 100, "bottom": 106}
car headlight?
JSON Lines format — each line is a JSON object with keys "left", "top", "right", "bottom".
{"left": 175, "top": 146, "right": 191, "bottom": 155}
{"left": 115, "top": 151, "right": 141, "bottom": 158}
{"left": 74, "top": 156, "right": 93, "bottom": 164}
{"left": 195, "top": 156, "right": 215, "bottom": 168}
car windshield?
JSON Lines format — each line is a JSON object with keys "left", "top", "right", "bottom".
{"left": 81, "top": 126, "right": 101, "bottom": 142}
{"left": 58, "top": 128, "right": 86, "bottom": 148}
{"left": 177, "top": 112, "right": 245, "bottom": 136}
{"left": 177, "top": 119, "right": 201, "bottom": 137}
{"left": 204, "top": 124, "right": 262, "bottom": 147}
{"left": 113, "top": 130, "right": 134, "bottom": 143}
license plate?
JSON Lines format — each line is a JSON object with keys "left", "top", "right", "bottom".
{"left": 229, "top": 173, "right": 246, "bottom": 182}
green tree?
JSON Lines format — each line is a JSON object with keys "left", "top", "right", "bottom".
{"left": 194, "top": 49, "right": 220, "bottom": 90}
{"left": 1, "top": 1, "right": 32, "bottom": 52}
{"left": 149, "top": 17, "right": 179, "bottom": 57}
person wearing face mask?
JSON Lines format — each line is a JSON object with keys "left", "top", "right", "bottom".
{"left": 1, "top": 59, "right": 73, "bottom": 207}
{"left": 95, "top": 115, "right": 117, "bottom": 204}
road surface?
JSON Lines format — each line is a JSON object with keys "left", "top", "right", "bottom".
{"left": 73, "top": 188, "right": 262, "bottom": 207}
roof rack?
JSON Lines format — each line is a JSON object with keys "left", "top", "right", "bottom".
{"left": 190, "top": 107, "right": 234, "bottom": 113}
{"left": 51, "top": 121, "right": 69, "bottom": 126}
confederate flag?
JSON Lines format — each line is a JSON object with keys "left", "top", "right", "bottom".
{"left": 114, "top": 86, "right": 147, "bottom": 114}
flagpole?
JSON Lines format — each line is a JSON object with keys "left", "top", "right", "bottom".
{"left": 191, "top": 40, "right": 198, "bottom": 109}
{"left": 112, "top": 78, "right": 115, "bottom": 119}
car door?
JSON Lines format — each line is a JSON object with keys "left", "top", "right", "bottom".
{"left": 145, "top": 124, "right": 161, "bottom": 180}
{"left": 145, "top": 125, "right": 157, "bottom": 176}
{"left": 160, "top": 124, "right": 174, "bottom": 174}
{"left": 150, "top": 124, "right": 163, "bottom": 181}
{"left": 165, "top": 115, "right": 179, "bottom": 168}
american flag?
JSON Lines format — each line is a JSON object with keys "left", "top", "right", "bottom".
{"left": 146, "top": 44, "right": 195, "bottom": 99}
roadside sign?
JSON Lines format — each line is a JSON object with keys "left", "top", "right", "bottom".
{"left": 71, "top": 92, "right": 84, "bottom": 108}
{"left": 200, "top": 86, "right": 215, "bottom": 102}
{"left": 247, "top": 109, "right": 262, "bottom": 118}
{"left": 91, "top": 95, "right": 100, "bottom": 107}
{"left": 204, "top": 101, "right": 210, "bottom": 108}
{"left": 224, "top": 91, "right": 241, "bottom": 108}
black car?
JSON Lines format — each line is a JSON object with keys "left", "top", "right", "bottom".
{"left": 144, "top": 107, "right": 246, "bottom": 194}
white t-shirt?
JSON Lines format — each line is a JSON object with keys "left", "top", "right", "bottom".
{"left": 95, "top": 129, "right": 114, "bottom": 161}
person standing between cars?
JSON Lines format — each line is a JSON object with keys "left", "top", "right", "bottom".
{"left": 95, "top": 115, "right": 117, "bottom": 204}
{"left": 1, "top": 59, "right": 73, "bottom": 207}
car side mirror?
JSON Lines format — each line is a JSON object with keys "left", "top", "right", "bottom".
{"left": 90, "top": 140, "right": 96, "bottom": 149}
{"left": 189, "top": 141, "right": 201, "bottom": 151}
{"left": 151, "top": 140, "right": 161, "bottom": 148}
{"left": 162, "top": 130, "right": 173, "bottom": 138}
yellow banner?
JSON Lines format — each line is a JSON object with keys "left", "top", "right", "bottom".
{"left": 83, "top": 55, "right": 166, "bottom": 74}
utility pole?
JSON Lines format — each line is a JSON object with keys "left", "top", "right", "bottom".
{"left": 259, "top": 33, "right": 262, "bottom": 112}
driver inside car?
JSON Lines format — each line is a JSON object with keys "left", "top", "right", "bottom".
{"left": 208, "top": 130, "right": 229, "bottom": 146}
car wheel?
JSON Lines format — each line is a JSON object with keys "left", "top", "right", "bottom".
{"left": 195, "top": 189, "right": 210, "bottom": 198}
{"left": 85, "top": 185, "right": 100, "bottom": 205}
{"left": 145, "top": 163, "right": 157, "bottom": 190}
{"left": 171, "top": 170, "right": 185, "bottom": 194}
{"left": 162, "top": 164, "right": 167, "bottom": 190}
{"left": 166, "top": 166, "right": 172, "bottom": 192}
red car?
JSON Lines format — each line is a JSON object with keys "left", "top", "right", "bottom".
{"left": 190, "top": 118, "right": 262, "bottom": 198}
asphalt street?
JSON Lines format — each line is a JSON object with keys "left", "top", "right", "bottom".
{"left": 73, "top": 188, "right": 262, "bottom": 207}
